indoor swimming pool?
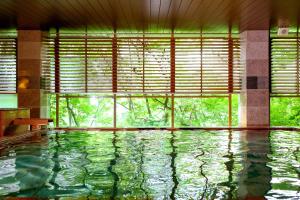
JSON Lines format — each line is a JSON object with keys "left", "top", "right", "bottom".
{"left": 0, "top": 130, "right": 299, "bottom": 199}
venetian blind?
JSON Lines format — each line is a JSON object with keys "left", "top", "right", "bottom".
{"left": 175, "top": 33, "right": 241, "bottom": 94}
{"left": 42, "top": 30, "right": 113, "bottom": 93}
{"left": 0, "top": 31, "right": 17, "bottom": 93}
{"left": 42, "top": 30, "right": 241, "bottom": 94}
{"left": 271, "top": 33, "right": 300, "bottom": 95}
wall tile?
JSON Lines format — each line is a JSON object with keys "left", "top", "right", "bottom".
{"left": 247, "top": 90, "right": 269, "bottom": 107}
{"left": 18, "top": 30, "right": 42, "bottom": 42}
{"left": 257, "top": 76, "right": 269, "bottom": 89}
{"left": 18, "top": 59, "right": 41, "bottom": 73}
{"left": 245, "top": 30, "right": 269, "bottom": 42}
{"left": 247, "top": 76, "right": 258, "bottom": 89}
{"left": 17, "top": 30, "right": 45, "bottom": 118}
{"left": 246, "top": 59, "right": 269, "bottom": 76}
{"left": 247, "top": 106, "right": 269, "bottom": 127}
{"left": 246, "top": 42, "right": 269, "bottom": 60}
{"left": 18, "top": 42, "right": 42, "bottom": 59}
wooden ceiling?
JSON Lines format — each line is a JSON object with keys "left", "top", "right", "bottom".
{"left": 0, "top": 0, "right": 299, "bottom": 31}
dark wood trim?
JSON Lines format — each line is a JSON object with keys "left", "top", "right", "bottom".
{"left": 171, "top": 94, "right": 175, "bottom": 128}
{"left": 142, "top": 33, "right": 145, "bottom": 93}
{"left": 112, "top": 32, "right": 118, "bottom": 93}
{"left": 56, "top": 94, "right": 59, "bottom": 127}
{"left": 170, "top": 32, "right": 176, "bottom": 93}
{"left": 56, "top": 94, "right": 230, "bottom": 98}
{"left": 85, "top": 27, "right": 88, "bottom": 93}
{"left": 228, "top": 94, "right": 232, "bottom": 127}
{"left": 228, "top": 29, "right": 233, "bottom": 93}
{"left": 200, "top": 29, "right": 203, "bottom": 94}
{"left": 296, "top": 25, "right": 299, "bottom": 94}
{"left": 268, "top": 29, "right": 271, "bottom": 126}
{"left": 15, "top": 37, "right": 18, "bottom": 93}
{"left": 54, "top": 28, "right": 60, "bottom": 93}
{"left": 270, "top": 95, "right": 300, "bottom": 98}
{"left": 113, "top": 94, "right": 116, "bottom": 128}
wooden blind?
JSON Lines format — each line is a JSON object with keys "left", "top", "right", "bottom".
{"left": 232, "top": 36, "right": 241, "bottom": 93}
{"left": 116, "top": 35, "right": 172, "bottom": 93}
{"left": 42, "top": 30, "right": 241, "bottom": 95}
{"left": 43, "top": 31, "right": 113, "bottom": 93}
{"left": 88, "top": 37, "right": 112, "bottom": 93}
{"left": 271, "top": 35, "right": 299, "bottom": 95}
{"left": 144, "top": 35, "right": 171, "bottom": 93}
{"left": 0, "top": 31, "right": 16, "bottom": 93}
{"left": 41, "top": 33, "right": 53, "bottom": 92}
{"left": 59, "top": 37, "right": 86, "bottom": 93}
{"left": 117, "top": 36, "right": 143, "bottom": 93}
{"left": 175, "top": 34, "right": 241, "bottom": 94}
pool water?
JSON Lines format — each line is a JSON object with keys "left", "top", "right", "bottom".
{"left": 0, "top": 130, "right": 299, "bottom": 199}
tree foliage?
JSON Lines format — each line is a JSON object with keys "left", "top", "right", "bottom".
{"left": 49, "top": 95, "right": 239, "bottom": 128}
{"left": 271, "top": 97, "right": 300, "bottom": 127}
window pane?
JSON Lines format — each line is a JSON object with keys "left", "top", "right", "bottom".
{"left": 174, "top": 98, "right": 229, "bottom": 127}
{"left": 58, "top": 97, "right": 114, "bottom": 127}
{"left": 49, "top": 94, "right": 56, "bottom": 127}
{"left": 271, "top": 97, "right": 300, "bottom": 127}
{"left": 0, "top": 94, "right": 17, "bottom": 108}
{"left": 231, "top": 94, "right": 239, "bottom": 127}
{"left": 117, "top": 97, "right": 171, "bottom": 127}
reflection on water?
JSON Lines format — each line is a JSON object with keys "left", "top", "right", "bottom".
{"left": 0, "top": 130, "right": 299, "bottom": 199}
{"left": 237, "top": 131, "right": 272, "bottom": 199}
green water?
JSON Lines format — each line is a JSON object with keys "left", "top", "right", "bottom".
{"left": 0, "top": 130, "right": 299, "bottom": 199}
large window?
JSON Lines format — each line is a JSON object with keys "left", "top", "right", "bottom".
{"left": 175, "top": 95, "right": 239, "bottom": 127}
{"left": 50, "top": 94, "right": 239, "bottom": 128}
{"left": 53, "top": 95, "right": 114, "bottom": 127}
{"left": 44, "top": 29, "right": 241, "bottom": 128}
{"left": 116, "top": 96, "right": 171, "bottom": 127}
{"left": 271, "top": 28, "right": 300, "bottom": 127}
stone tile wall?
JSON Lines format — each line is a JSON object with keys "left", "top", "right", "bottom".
{"left": 17, "top": 30, "right": 48, "bottom": 118}
{"left": 240, "top": 30, "right": 270, "bottom": 127}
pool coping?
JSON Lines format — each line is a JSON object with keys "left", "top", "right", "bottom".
{"left": 0, "top": 129, "right": 48, "bottom": 148}
{"left": 53, "top": 127, "right": 300, "bottom": 131}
